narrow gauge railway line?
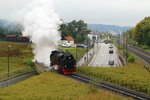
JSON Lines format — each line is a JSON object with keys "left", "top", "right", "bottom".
{"left": 67, "top": 74, "right": 150, "bottom": 100}
{"left": 129, "top": 46, "right": 150, "bottom": 57}
{"left": 128, "top": 46, "right": 150, "bottom": 65}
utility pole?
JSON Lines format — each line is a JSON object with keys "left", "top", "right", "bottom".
{"left": 118, "top": 33, "right": 120, "bottom": 47}
{"left": 93, "top": 40, "right": 95, "bottom": 54}
{"left": 125, "top": 33, "right": 128, "bottom": 65}
{"left": 87, "top": 39, "right": 88, "bottom": 62}
{"left": 76, "top": 43, "right": 77, "bottom": 67}
{"left": 8, "top": 44, "right": 11, "bottom": 77}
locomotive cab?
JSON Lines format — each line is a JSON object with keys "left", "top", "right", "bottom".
{"left": 50, "top": 49, "right": 76, "bottom": 74}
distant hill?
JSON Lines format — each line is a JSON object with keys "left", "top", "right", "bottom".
{"left": 88, "top": 24, "right": 132, "bottom": 34}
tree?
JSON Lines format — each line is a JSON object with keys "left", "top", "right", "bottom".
{"left": 125, "top": 16, "right": 150, "bottom": 46}
{"left": 59, "top": 20, "right": 91, "bottom": 43}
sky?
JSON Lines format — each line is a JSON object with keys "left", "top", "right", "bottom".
{"left": 0, "top": 0, "right": 150, "bottom": 26}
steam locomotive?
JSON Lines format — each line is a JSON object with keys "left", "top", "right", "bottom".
{"left": 50, "top": 49, "right": 76, "bottom": 74}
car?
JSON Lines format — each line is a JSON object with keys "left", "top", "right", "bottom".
{"left": 109, "top": 45, "right": 113, "bottom": 48}
{"left": 61, "top": 43, "right": 71, "bottom": 47}
{"left": 77, "top": 44, "right": 87, "bottom": 48}
{"left": 109, "top": 50, "right": 113, "bottom": 54}
{"left": 61, "top": 43, "right": 67, "bottom": 47}
{"left": 66, "top": 43, "right": 71, "bottom": 47}
{"left": 109, "top": 59, "right": 114, "bottom": 65}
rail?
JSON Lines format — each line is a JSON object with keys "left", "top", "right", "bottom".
{"left": 68, "top": 74, "right": 150, "bottom": 100}
{"left": 128, "top": 46, "right": 150, "bottom": 65}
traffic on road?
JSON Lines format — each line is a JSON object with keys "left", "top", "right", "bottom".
{"left": 89, "top": 43, "right": 122, "bottom": 67}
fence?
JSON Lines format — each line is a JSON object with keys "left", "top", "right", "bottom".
{"left": 0, "top": 73, "right": 33, "bottom": 88}
{"left": 0, "top": 67, "right": 34, "bottom": 82}
{"left": 77, "top": 69, "right": 149, "bottom": 94}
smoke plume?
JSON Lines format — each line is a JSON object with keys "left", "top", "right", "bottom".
{"left": 22, "top": 0, "right": 62, "bottom": 66}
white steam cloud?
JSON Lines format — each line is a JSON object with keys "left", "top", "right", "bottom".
{"left": 22, "top": 0, "right": 62, "bottom": 66}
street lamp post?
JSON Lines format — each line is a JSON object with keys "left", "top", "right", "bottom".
{"left": 125, "top": 33, "right": 128, "bottom": 65}
{"left": 118, "top": 33, "right": 120, "bottom": 47}
{"left": 93, "top": 40, "right": 95, "bottom": 54}
{"left": 87, "top": 39, "right": 88, "bottom": 62}
{"left": 8, "top": 45, "right": 11, "bottom": 77}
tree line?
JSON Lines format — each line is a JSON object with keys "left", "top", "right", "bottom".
{"left": 60, "top": 20, "right": 91, "bottom": 43}
{"left": 0, "top": 19, "right": 91, "bottom": 43}
{"left": 125, "top": 16, "right": 150, "bottom": 46}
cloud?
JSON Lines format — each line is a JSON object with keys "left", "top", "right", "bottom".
{"left": 0, "top": 0, "right": 150, "bottom": 26}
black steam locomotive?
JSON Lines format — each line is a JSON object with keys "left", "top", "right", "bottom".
{"left": 50, "top": 49, "right": 76, "bottom": 74}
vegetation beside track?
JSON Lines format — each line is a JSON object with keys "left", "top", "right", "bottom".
{"left": 0, "top": 72, "right": 131, "bottom": 100}
{"left": 77, "top": 58, "right": 150, "bottom": 95}
{"left": 0, "top": 42, "right": 88, "bottom": 79}
{"left": 0, "top": 42, "right": 33, "bottom": 75}
{"left": 60, "top": 47, "right": 89, "bottom": 61}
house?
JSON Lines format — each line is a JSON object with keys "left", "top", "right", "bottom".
{"left": 61, "top": 36, "right": 74, "bottom": 45}
{"left": 88, "top": 34, "right": 98, "bottom": 40}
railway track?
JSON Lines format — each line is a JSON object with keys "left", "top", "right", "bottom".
{"left": 68, "top": 74, "right": 150, "bottom": 100}
{"left": 128, "top": 46, "right": 150, "bottom": 65}
{"left": 129, "top": 46, "right": 150, "bottom": 57}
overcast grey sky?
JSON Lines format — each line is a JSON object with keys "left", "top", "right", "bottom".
{"left": 0, "top": 0, "right": 150, "bottom": 26}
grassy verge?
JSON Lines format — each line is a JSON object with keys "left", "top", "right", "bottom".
{"left": 0, "top": 72, "right": 131, "bottom": 100}
{"left": 60, "top": 47, "right": 88, "bottom": 61}
{"left": 138, "top": 45, "right": 150, "bottom": 53}
{"left": 0, "top": 42, "right": 88, "bottom": 79}
{"left": 0, "top": 42, "right": 34, "bottom": 80}
{"left": 77, "top": 58, "right": 150, "bottom": 95}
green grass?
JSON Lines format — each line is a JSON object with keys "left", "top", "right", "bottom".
{"left": 0, "top": 42, "right": 33, "bottom": 79}
{"left": 138, "top": 45, "right": 150, "bottom": 52}
{"left": 77, "top": 58, "right": 150, "bottom": 95}
{"left": 0, "top": 42, "right": 87, "bottom": 79}
{"left": 0, "top": 42, "right": 33, "bottom": 59}
{"left": 0, "top": 72, "right": 132, "bottom": 100}
{"left": 60, "top": 47, "right": 88, "bottom": 61}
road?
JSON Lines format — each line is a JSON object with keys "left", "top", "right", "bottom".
{"left": 89, "top": 43, "right": 122, "bottom": 67}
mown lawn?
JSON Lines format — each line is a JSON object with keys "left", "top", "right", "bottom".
{"left": 0, "top": 72, "right": 132, "bottom": 100}
{"left": 77, "top": 58, "right": 150, "bottom": 95}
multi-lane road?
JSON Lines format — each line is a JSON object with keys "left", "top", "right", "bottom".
{"left": 89, "top": 43, "right": 122, "bottom": 67}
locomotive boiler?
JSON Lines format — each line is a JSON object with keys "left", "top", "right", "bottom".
{"left": 50, "top": 49, "right": 76, "bottom": 74}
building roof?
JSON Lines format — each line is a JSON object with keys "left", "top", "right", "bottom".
{"left": 6, "top": 35, "right": 16, "bottom": 38}
{"left": 19, "top": 35, "right": 29, "bottom": 38}
{"left": 64, "top": 36, "right": 74, "bottom": 41}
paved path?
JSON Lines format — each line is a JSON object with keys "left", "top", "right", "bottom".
{"left": 77, "top": 44, "right": 99, "bottom": 66}
{"left": 89, "top": 43, "right": 122, "bottom": 67}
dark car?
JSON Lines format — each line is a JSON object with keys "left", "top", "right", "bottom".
{"left": 109, "top": 50, "right": 113, "bottom": 54}
{"left": 109, "top": 45, "right": 113, "bottom": 48}
{"left": 109, "top": 59, "right": 114, "bottom": 65}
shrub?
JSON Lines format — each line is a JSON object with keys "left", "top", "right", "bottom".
{"left": 23, "top": 58, "right": 35, "bottom": 67}
{"left": 128, "top": 54, "right": 136, "bottom": 63}
{"left": 141, "top": 45, "right": 150, "bottom": 50}
{"left": 118, "top": 46, "right": 123, "bottom": 50}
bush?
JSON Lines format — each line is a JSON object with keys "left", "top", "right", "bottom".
{"left": 141, "top": 45, "right": 150, "bottom": 50}
{"left": 128, "top": 54, "right": 136, "bottom": 63}
{"left": 23, "top": 58, "right": 35, "bottom": 67}
{"left": 118, "top": 46, "right": 123, "bottom": 50}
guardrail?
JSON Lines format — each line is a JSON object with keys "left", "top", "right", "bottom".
{"left": 0, "top": 67, "right": 34, "bottom": 82}
{"left": 0, "top": 73, "right": 33, "bottom": 88}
